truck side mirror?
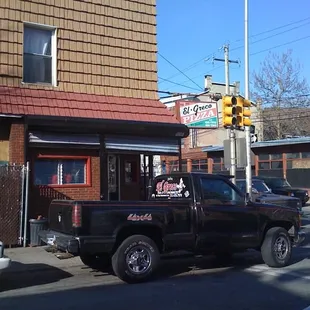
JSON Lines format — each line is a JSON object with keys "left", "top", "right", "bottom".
{"left": 252, "top": 188, "right": 259, "bottom": 194}
{"left": 245, "top": 192, "right": 251, "bottom": 204}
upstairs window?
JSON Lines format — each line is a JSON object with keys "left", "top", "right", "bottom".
{"left": 23, "top": 23, "right": 57, "bottom": 86}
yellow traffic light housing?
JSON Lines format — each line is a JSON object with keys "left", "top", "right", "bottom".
{"left": 222, "top": 96, "right": 237, "bottom": 128}
{"left": 236, "top": 97, "right": 244, "bottom": 127}
{"left": 242, "top": 98, "right": 252, "bottom": 126}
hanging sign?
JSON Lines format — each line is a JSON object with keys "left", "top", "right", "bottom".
{"left": 178, "top": 101, "right": 219, "bottom": 128}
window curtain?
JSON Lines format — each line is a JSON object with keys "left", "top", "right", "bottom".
{"left": 23, "top": 27, "right": 52, "bottom": 83}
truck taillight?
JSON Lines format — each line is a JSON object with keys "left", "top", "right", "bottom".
{"left": 72, "top": 204, "right": 82, "bottom": 228}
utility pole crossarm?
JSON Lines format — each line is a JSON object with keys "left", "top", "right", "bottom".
{"left": 213, "top": 57, "right": 239, "bottom": 64}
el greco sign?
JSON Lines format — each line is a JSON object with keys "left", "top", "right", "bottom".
{"left": 179, "top": 101, "right": 219, "bottom": 128}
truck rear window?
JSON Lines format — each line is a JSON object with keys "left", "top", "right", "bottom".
{"left": 151, "top": 176, "right": 191, "bottom": 199}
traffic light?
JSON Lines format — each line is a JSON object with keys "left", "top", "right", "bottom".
{"left": 236, "top": 97, "right": 244, "bottom": 127}
{"left": 222, "top": 95, "right": 237, "bottom": 128}
{"left": 242, "top": 98, "right": 252, "bottom": 126}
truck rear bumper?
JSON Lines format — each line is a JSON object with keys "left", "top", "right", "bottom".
{"left": 39, "top": 230, "right": 79, "bottom": 255}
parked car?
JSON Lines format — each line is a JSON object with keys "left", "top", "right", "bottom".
{"left": 0, "top": 241, "right": 11, "bottom": 275}
{"left": 254, "top": 176, "right": 309, "bottom": 206}
{"left": 39, "top": 172, "right": 305, "bottom": 284}
{"left": 236, "top": 179, "right": 302, "bottom": 212}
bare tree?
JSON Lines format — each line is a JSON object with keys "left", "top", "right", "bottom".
{"left": 251, "top": 50, "right": 310, "bottom": 140}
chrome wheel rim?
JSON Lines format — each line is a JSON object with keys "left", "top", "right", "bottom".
{"left": 126, "top": 246, "right": 151, "bottom": 274}
{"left": 274, "top": 236, "right": 289, "bottom": 260}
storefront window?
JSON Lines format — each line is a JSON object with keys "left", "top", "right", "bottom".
{"left": 34, "top": 156, "right": 89, "bottom": 186}
{"left": 258, "top": 153, "right": 283, "bottom": 171}
{"left": 270, "top": 153, "right": 282, "bottom": 160}
{"left": 258, "top": 154, "right": 269, "bottom": 160}
{"left": 192, "top": 159, "right": 208, "bottom": 171}
{"left": 211, "top": 157, "right": 224, "bottom": 171}
{"left": 125, "top": 160, "right": 137, "bottom": 183}
{"left": 258, "top": 162, "right": 270, "bottom": 170}
{"left": 271, "top": 161, "right": 283, "bottom": 169}
{"left": 301, "top": 152, "right": 310, "bottom": 158}
{"left": 168, "top": 160, "right": 187, "bottom": 172}
{"left": 286, "top": 151, "right": 310, "bottom": 169}
{"left": 286, "top": 152, "right": 300, "bottom": 159}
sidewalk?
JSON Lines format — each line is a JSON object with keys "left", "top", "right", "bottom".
{"left": 3, "top": 246, "right": 83, "bottom": 274}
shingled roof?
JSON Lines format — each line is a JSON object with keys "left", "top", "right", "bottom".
{"left": 0, "top": 86, "right": 180, "bottom": 124}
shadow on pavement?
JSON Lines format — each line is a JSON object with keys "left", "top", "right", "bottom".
{"left": 0, "top": 262, "right": 72, "bottom": 292}
{"left": 0, "top": 261, "right": 309, "bottom": 310}
{"left": 87, "top": 247, "right": 310, "bottom": 280}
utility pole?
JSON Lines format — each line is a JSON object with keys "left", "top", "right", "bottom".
{"left": 213, "top": 45, "right": 239, "bottom": 184}
{"left": 244, "top": 0, "right": 252, "bottom": 198}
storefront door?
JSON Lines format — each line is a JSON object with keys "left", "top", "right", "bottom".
{"left": 107, "top": 154, "right": 120, "bottom": 201}
{"left": 107, "top": 154, "right": 140, "bottom": 201}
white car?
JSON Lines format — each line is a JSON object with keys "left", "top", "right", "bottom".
{"left": 0, "top": 241, "right": 11, "bottom": 274}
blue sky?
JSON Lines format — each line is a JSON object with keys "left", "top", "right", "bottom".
{"left": 156, "top": 0, "right": 310, "bottom": 97}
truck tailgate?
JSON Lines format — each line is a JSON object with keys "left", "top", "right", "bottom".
{"left": 48, "top": 200, "right": 76, "bottom": 235}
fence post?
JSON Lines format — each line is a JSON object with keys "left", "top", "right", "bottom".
{"left": 23, "top": 162, "right": 30, "bottom": 247}
{"left": 19, "top": 165, "right": 25, "bottom": 245}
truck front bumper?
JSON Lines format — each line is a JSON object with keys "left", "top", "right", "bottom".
{"left": 39, "top": 230, "right": 79, "bottom": 255}
{"left": 0, "top": 257, "right": 11, "bottom": 274}
{"left": 292, "top": 231, "right": 306, "bottom": 247}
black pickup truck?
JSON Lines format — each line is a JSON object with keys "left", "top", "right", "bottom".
{"left": 254, "top": 176, "right": 309, "bottom": 206}
{"left": 236, "top": 178, "right": 302, "bottom": 211}
{"left": 39, "top": 172, "right": 305, "bottom": 284}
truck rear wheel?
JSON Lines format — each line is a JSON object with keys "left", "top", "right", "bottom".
{"left": 261, "top": 227, "right": 292, "bottom": 268}
{"left": 112, "top": 234, "right": 160, "bottom": 284}
{"left": 80, "top": 254, "right": 111, "bottom": 270}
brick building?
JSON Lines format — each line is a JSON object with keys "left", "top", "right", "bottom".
{"left": 0, "top": 0, "right": 188, "bottom": 220}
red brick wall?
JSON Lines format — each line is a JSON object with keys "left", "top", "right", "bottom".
{"left": 28, "top": 148, "right": 100, "bottom": 218}
{"left": 9, "top": 122, "right": 25, "bottom": 165}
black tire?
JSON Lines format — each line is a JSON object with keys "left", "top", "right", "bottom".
{"left": 80, "top": 253, "right": 111, "bottom": 270}
{"left": 261, "top": 227, "right": 292, "bottom": 268}
{"left": 112, "top": 234, "right": 160, "bottom": 284}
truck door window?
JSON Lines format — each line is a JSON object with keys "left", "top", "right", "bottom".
{"left": 201, "top": 178, "right": 244, "bottom": 205}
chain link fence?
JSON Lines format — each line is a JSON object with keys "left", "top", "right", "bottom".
{"left": 0, "top": 165, "right": 25, "bottom": 246}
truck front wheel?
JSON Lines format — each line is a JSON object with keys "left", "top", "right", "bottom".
{"left": 261, "top": 227, "right": 292, "bottom": 268}
{"left": 112, "top": 234, "right": 160, "bottom": 284}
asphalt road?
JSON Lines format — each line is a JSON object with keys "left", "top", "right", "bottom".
{"left": 1, "top": 210, "right": 310, "bottom": 310}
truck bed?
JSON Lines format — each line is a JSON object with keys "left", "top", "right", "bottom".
{"left": 48, "top": 199, "right": 193, "bottom": 237}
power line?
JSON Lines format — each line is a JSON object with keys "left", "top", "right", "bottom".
{"left": 158, "top": 77, "right": 202, "bottom": 91}
{"left": 158, "top": 17, "right": 310, "bottom": 86}
{"left": 158, "top": 49, "right": 221, "bottom": 85}
{"left": 162, "top": 65, "right": 225, "bottom": 92}
{"left": 158, "top": 52, "right": 203, "bottom": 90}
{"left": 162, "top": 33, "right": 310, "bottom": 92}
{"left": 231, "top": 21, "right": 310, "bottom": 52}
{"left": 250, "top": 35, "right": 310, "bottom": 56}
{"left": 233, "top": 16, "right": 310, "bottom": 43}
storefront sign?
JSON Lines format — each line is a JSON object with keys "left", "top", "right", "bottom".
{"left": 179, "top": 101, "right": 219, "bottom": 128}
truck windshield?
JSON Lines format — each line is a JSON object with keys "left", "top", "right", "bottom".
{"left": 253, "top": 180, "right": 270, "bottom": 193}
{"left": 151, "top": 176, "right": 191, "bottom": 200}
{"left": 269, "top": 178, "right": 291, "bottom": 188}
